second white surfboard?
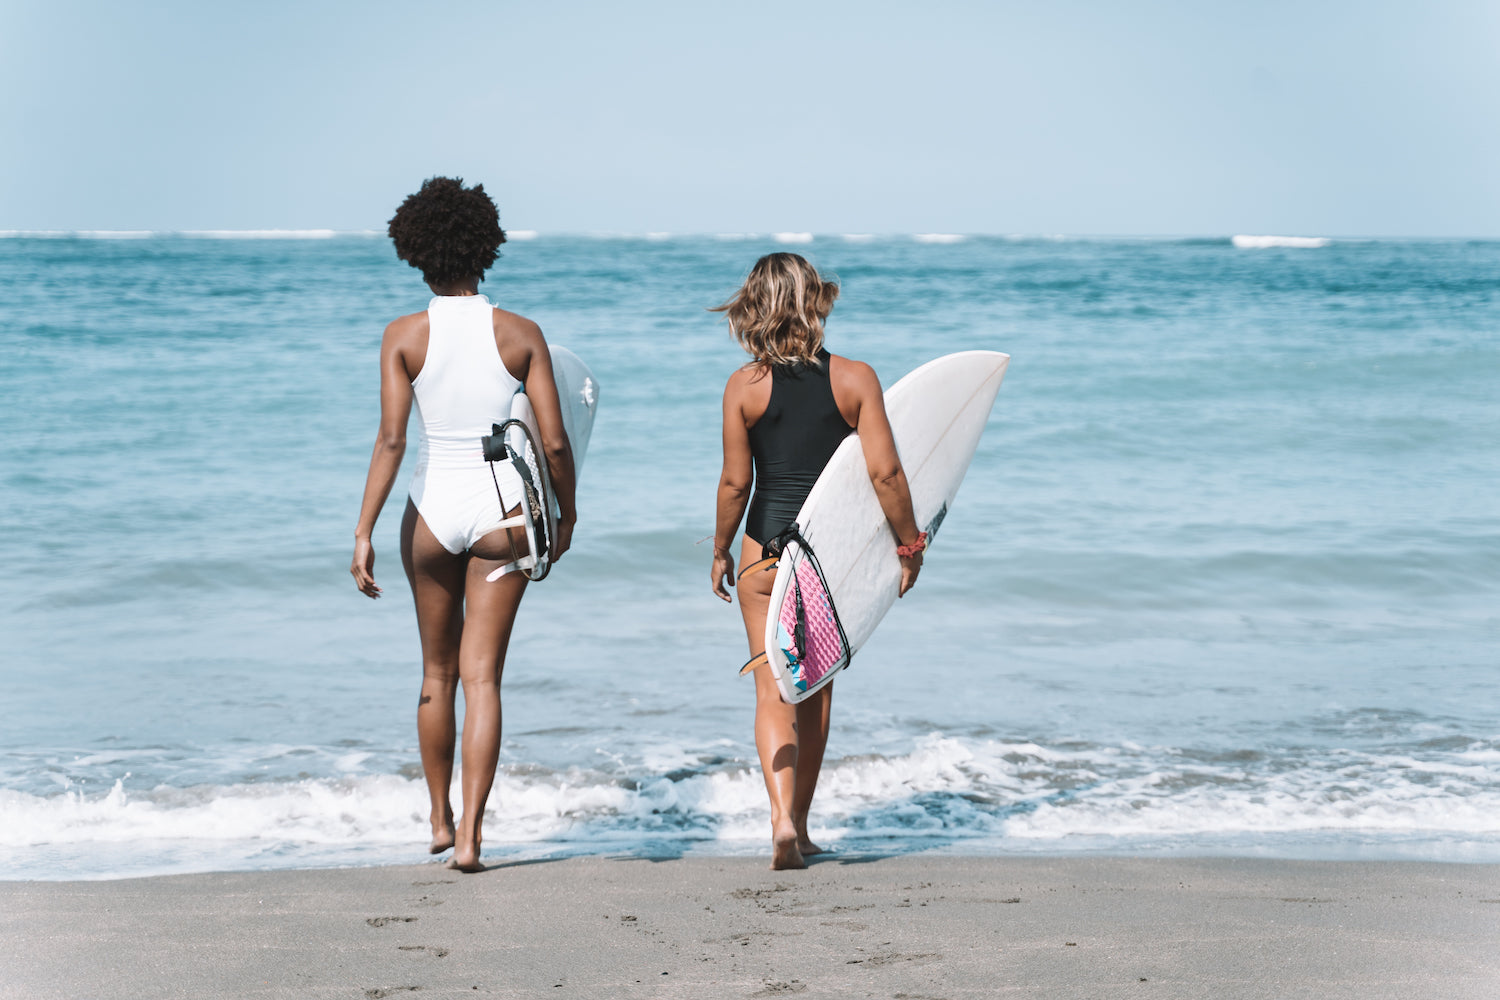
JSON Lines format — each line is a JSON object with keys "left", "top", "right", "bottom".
{"left": 761, "top": 350, "right": 1009, "bottom": 702}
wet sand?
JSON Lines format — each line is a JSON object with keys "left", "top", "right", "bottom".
{"left": 2, "top": 855, "right": 1498, "bottom": 999}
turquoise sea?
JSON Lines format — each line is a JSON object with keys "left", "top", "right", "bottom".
{"left": 1, "top": 231, "right": 1496, "bottom": 879}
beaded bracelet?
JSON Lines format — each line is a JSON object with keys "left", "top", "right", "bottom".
{"left": 896, "top": 531, "right": 928, "bottom": 558}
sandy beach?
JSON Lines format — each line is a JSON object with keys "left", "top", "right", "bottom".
{"left": 3, "top": 855, "right": 1497, "bottom": 999}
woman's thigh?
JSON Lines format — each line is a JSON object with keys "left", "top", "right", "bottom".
{"left": 736, "top": 535, "right": 775, "bottom": 655}
{"left": 740, "top": 536, "right": 802, "bottom": 708}
{"left": 401, "top": 500, "right": 466, "bottom": 677}
{"left": 457, "top": 511, "right": 531, "bottom": 678}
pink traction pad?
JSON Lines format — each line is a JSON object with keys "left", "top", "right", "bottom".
{"left": 776, "top": 557, "right": 846, "bottom": 688}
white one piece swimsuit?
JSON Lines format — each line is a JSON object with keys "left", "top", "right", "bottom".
{"left": 408, "top": 294, "right": 526, "bottom": 555}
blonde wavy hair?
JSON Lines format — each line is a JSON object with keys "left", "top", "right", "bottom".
{"left": 711, "top": 253, "right": 839, "bottom": 367}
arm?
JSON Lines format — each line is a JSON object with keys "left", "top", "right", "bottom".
{"left": 711, "top": 372, "right": 754, "bottom": 602}
{"left": 845, "top": 362, "right": 924, "bottom": 597}
{"left": 511, "top": 320, "right": 577, "bottom": 559}
{"left": 350, "top": 321, "right": 414, "bottom": 598}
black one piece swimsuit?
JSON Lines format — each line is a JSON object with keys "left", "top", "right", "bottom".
{"left": 744, "top": 350, "right": 855, "bottom": 544}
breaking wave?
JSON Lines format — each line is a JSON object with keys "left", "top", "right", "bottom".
{"left": 1232, "top": 234, "right": 1331, "bottom": 249}
{"left": 6, "top": 734, "right": 1498, "bottom": 879}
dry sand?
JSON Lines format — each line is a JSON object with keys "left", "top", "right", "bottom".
{"left": 3, "top": 855, "right": 1498, "bottom": 999}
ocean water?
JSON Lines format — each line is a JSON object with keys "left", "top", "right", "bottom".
{"left": 1, "top": 232, "right": 1496, "bottom": 880}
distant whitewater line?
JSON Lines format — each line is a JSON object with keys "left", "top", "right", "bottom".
{"left": 4, "top": 231, "right": 1475, "bottom": 247}
{"left": 0, "top": 230, "right": 155, "bottom": 239}
{"left": 0, "top": 229, "right": 375, "bottom": 239}
{"left": 186, "top": 229, "right": 344, "bottom": 239}
{"left": 1232, "top": 234, "right": 1331, "bottom": 249}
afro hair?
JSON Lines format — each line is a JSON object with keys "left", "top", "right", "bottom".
{"left": 388, "top": 177, "right": 507, "bottom": 286}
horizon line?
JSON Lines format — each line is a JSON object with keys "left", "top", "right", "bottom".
{"left": 3, "top": 229, "right": 1497, "bottom": 242}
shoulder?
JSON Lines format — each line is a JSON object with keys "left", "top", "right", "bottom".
{"left": 491, "top": 306, "right": 544, "bottom": 343}
{"left": 725, "top": 361, "right": 771, "bottom": 394}
{"left": 723, "top": 364, "right": 773, "bottom": 425}
{"left": 489, "top": 307, "right": 544, "bottom": 381}
{"left": 828, "top": 353, "right": 879, "bottom": 392}
{"left": 383, "top": 309, "right": 428, "bottom": 346}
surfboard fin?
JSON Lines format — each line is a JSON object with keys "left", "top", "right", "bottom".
{"left": 736, "top": 556, "right": 779, "bottom": 581}
{"left": 739, "top": 652, "right": 768, "bottom": 676}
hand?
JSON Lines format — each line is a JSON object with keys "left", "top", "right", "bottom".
{"left": 711, "top": 548, "right": 736, "bottom": 603}
{"left": 898, "top": 550, "right": 922, "bottom": 597}
{"left": 552, "top": 516, "right": 575, "bottom": 561}
{"left": 351, "top": 536, "right": 381, "bottom": 598}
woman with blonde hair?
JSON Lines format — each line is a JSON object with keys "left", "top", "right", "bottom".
{"left": 710, "top": 252, "right": 925, "bottom": 869}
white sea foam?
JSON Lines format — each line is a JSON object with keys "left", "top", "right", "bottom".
{"left": 0, "top": 229, "right": 374, "bottom": 239}
{"left": 6, "top": 734, "right": 1498, "bottom": 879}
{"left": 773, "top": 232, "right": 813, "bottom": 244}
{"left": 645, "top": 232, "right": 673, "bottom": 241}
{"left": 841, "top": 234, "right": 876, "bottom": 243}
{"left": 508, "top": 230, "right": 539, "bottom": 240}
{"left": 914, "top": 233, "right": 965, "bottom": 244}
{"left": 1232, "top": 234, "right": 1330, "bottom": 249}
{"left": 181, "top": 229, "right": 339, "bottom": 239}
{"left": 714, "top": 233, "right": 758, "bottom": 241}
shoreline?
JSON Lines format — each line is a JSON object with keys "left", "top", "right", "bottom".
{"left": 4, "top": 855, "right": 1498, "bottom": 998}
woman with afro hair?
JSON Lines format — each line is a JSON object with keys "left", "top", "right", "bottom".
{"left": 351, "top": 177, "right": 577, "bottom": 872}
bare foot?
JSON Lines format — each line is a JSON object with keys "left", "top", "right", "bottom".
{"left": 447, "top": 819, "right": 482, "bottom": 872}
{"left": 793, "top": 819, "right": 823, "bottom": 856}
{"left": 447, "top": 848, "right": 485, "bottom": 873}
{"left": 770, "top": 832, "right": 806, "bottom": 871}
{"left": 429, "top": 815, "right": 456, "bottom": 855}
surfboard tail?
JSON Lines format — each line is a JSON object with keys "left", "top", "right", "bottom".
{"left": 767, "top": 533, "right": 851, "bottom": 704}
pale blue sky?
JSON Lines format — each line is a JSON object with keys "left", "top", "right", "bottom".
{"left": 2, "top": 0, "right": 1496, "bottom": 234}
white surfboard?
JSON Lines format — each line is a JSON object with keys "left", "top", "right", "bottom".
{"left": 490, "top": 345, "right": 599, "bottom": 582}
{"left": 760, "top": 350, "right": 1009, "bottom": 702}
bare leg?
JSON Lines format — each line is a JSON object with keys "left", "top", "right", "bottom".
{"left": 738, "top": 536, "right": 806, "bottom": 870}
{"left": 446, "top": 515, "right": 530, "bottom": 872}
{"left": 401, "top": 501, "right": 462, "bottom": 854}
{"left": 792, "top": 683, "right": 832, "bottom": 855}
